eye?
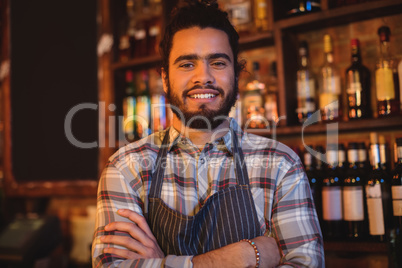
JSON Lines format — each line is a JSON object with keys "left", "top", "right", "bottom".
{"left": 179, "top": 62, "right": 194, "bottom": 69}
{"left": 211, "top": 61, "right": 227, "bottom": 69}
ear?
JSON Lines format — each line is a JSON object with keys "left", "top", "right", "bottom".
{"left": 161, "top": 68, "right": 168, "bottom": 94}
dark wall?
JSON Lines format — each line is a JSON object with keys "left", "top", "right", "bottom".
{"left": 10, "top": 0, "right": 98, "bottom": 181}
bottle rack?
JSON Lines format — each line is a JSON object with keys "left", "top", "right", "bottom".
{"left": 96, "top": 1, "right": 402, "bottom": 263}
{"left": 105, "top": 0, "right": 402, "bottom": 136}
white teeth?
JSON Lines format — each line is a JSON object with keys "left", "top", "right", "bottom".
{"left": 190, "top": 93, "right": 216, "bottom": 99}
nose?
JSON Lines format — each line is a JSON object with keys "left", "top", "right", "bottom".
{"left": 192, "top": 62, "right": 215, "bottom": 85}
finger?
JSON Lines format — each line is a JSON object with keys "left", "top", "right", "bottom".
{"left": 103, "top": 246, "right": 142, "bottom": 259}
{"left": 117, "top": 209, "right": 157, "bottom": 243}
{"left": 105, "top": 221, "right": 149, "bottom": 245}
{"left": 102, "top": 235, "right": 164, "bottom": 259}
{"left": 101, "top": 235, "right": 142, "bottom": 252}
{"left": 102, "top": 222, "right": 154, "bottom": 256}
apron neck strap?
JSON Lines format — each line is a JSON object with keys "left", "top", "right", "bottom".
{"left": 149, "top": 130, "right": 171, "bottom": 198}
{"left": 231, "top": 128, "right": 250, "bottom": 186}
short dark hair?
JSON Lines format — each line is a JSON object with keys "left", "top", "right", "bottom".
{"left": 159, "top": 0, "right": 244, "bottom": 78}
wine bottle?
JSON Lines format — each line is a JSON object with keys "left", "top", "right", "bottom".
{"left": 389, "top": 137, "right": 402, "bottom": 267}
{"left": 337, "top": 143, "right": 347, "bottom": 178}
{"left": 345, "top": 39, "right": 371, "bottom": 120}
{"left": 366, "top": 132, "right": 392, "bottom": 242}
{"left": 379, "top": 135, "right": 390, "bottom": 173}
{"left": 242, "top": 61, "right": 267, "bottom": 129}
{"left": 391, "top": 138, "right": 402, "bottom": 229}
{"left": 319, "top": 34, "right": 342, "bottom": 122}
{"left": 358, "top": 142, "right": 370, "bottom": 182}
{"left": 296, "top": 40, "right": 316, "bottom": 123}
{"left": 375, "top": 26, "right": 401, "bottom": 117}
{"left": 322, "top": 143, "right": 344, "bottom": 239}
{"left": 304, "top": 147, "right": 322, "bottom": 218}
{"left": 343, "top": 142, "right": 367, "bottom": 239}
{"left": 314, "top": 145, "right": 325, "bottom": 225}
{"left": 122, "top": 70, "right": 137, "bottom": 142}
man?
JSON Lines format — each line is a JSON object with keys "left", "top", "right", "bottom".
{"left": 92, "top": 1, "right": 324, "bottom": 267}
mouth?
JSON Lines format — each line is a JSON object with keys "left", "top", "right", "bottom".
{"left": 188, "top": 93, "right": 218, "bottom": 99}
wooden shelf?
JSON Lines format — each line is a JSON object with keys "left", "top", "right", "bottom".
{"left": 239, "top": 31, "right": 274, "bottom": 50}
{"left": 111, "top": 54, "right": 162, "bottom": 71}
{"left": 246, "top": 115, "right": 402, "bottom": 137}
{"left": 275, "top": 0, "right": 402, "bottom": 31}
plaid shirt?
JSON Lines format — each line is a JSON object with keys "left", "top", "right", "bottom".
{"left": 92, "top": 119, "right": 324, "bottom": 267}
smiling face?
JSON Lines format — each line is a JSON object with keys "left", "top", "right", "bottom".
{"left": 163, "top": 27, "right": 238, "bottom": 130}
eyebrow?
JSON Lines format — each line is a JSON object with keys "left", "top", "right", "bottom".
{"left": 173, "top": 53, "right": 232, "bottom": 65}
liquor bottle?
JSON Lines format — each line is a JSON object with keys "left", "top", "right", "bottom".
{"left": 122, "top": 70, "right": 137, "bottom": 142}
{"left": 119, "top": 35, "right": 131, "bottom": 62}
{"left": 389, "top": 137, "right": 402, "bottom": 267}
{"left": 337, "top": 143, "right": 347, "bottom": 180}
{"left": 264, "top": 61, "right": 279, "bottom": 123}
{"left": 254, "top": 0, "right": 269, "bottom": 32}
{"left": 375, "top": 26, "right": 400, "bottom": 117}
{"left": 149, "top": 69, "right": 167, "bottom": 133}
{"left": 146, "top": 0, "right": 162, "bottom": 56}
{"left": 126, "top": 0, "right": 137, "bottom": 59}
{"left": 296, "top": 40, "right": 316, "bottom": 123}
{"left": 321, "top": 143, "right": 343, "bottom": 239}
{"left": 379, "top": 135, "right": 390, "bottom": 173}
{"left": 242, "top": 61, "right": 267, "bottom": 129}
{"left": 222, "top": 0, "right": 253, "bottom": 36}
{"left": 366, "top": 132, "right": 391, "bottom": 242}
{"left": 133, "top": 21, "right": 147, "bottom": 58}
{"left": 343, "top": 142, "right": 367, "bottom": 239}
{"left": 345, "top": 39, "right": 371, "bottom": 120}
{"left": 136, "top": 70, "right": 152, "bottom": 139}
{"left": 358, "top": 142, "right": 369, "bottom": 178}
{"left": 319, "top": 34, "right": 342, "bottom": 122}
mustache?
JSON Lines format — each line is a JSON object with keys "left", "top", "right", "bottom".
{"left": 182, "top": 85, "right": 225, "bottom": 98}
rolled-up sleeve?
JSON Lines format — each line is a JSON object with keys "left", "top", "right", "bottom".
{"left": 272, "top": 157, "right": 325, "bottom": 267}
{"left": 91, "top": 161, "right": 195, "bottom": 268}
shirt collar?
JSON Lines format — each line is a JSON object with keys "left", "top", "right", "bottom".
{"left": 158, "top": 118, "right": 244, "bottom": 153}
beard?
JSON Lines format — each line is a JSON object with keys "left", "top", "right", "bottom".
{"left": 166, "top": 78, "right": 238, "bottom": 130}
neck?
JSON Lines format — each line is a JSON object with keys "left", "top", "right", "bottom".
{"left": 172, "top": 115, "right": 231, "bottom": 150}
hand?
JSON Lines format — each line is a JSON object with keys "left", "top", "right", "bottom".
{"left": 100, "top": 209, "right": 165, "bottom": 260}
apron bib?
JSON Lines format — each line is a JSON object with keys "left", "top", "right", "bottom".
{"left": 147, "top": 129, "right": 261, "bottom": 255}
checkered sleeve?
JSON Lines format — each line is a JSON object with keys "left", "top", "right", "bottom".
{"left": 91, "top": 159, "right": 194, "bottom": 268}
{"left": 271, "top": 152, "right": 325, "bottom": 267}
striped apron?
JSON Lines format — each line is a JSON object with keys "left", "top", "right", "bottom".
{"left": 147, "top": 129, "right": 262, "bottom": 255}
